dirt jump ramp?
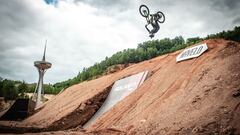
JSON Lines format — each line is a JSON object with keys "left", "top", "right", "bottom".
{"left": 0, "top": 39, "right": 240, "bottom": 135}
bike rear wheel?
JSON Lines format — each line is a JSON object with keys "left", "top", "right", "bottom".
{"left": 139, "top": 5, "right": 149, "bottom": 18}
{"left": 156, "top": 11, "right": 165, "bottom": 23}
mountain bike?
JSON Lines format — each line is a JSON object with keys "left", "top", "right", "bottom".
{"left": 139, "top": 5, "right": 165, "bottom": 23}
{"left": 139, "top": 5, "right": 165, "bottom": 38}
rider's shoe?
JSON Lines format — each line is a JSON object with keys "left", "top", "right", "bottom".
{"left": 149, "top": 34, "right": 154, "bottom": 38}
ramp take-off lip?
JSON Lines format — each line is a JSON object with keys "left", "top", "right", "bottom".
{"left": 84, "top": 71, "right": 148, "bottom": 128}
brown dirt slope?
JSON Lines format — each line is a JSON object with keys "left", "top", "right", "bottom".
{"left": 0, "top": 39, "right": 240, "bottom": 135}
{"left": 87, "top": 39, "right": 240, "bottom": 134}
{"left": 0, "top": 40, "right": 166, "bottom": 132}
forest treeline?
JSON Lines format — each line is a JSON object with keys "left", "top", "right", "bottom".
{"left": 53, "top": 26, "right": 240, "bottom": 92}
{"left": 0, "top": 26, "right": 239, "bottom": 100}
{"left": 0, "top": 79, "right": 58, "bottom": 101}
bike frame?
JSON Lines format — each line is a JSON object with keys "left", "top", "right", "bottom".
{"left": 144, "top": 14, "right": 153, "bottom": 33}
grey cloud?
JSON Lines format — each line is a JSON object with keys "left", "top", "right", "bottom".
{"left": 0, "top": 57, "right": 34, "bottom": 81}
{"left": 212, "top": 0, "right": 240, "bottom": 26}
{"left": 233, "top": 17, "right": 240, "bottom": 24}
{"left": 74, "top": 0, "right": 133, "bottom": 12}
{"left": 0, "top": 1, "right": 45, "bottom": 82}
{"left": 0, "top": 1, "right": 38, "bottom": 31}
{"left": 0, "top": 1, "right": 40, "bottom": 53}
{"left": 211, "top": 0, "right": 240, "bottom": 18}
{"left": 223, "top": 0, "right": 240, "bottom": 9}
{"left": 75, "top": 0, "right": 129, "bottom": 7}
{"left": 140, "top": 0, "right": 176, "bottom": 9}
{"left": 212, "top": 0, "right": 240, "bottom": 10}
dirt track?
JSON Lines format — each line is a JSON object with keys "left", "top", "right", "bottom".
{"left": 0, "top": 39, "right": 240, "bottom": 134}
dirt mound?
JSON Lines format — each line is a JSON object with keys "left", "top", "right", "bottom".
{"left": 0, "top": 39, "right": 240, "bottom": 134}
{"left": 88, "top": 39, "right": 240, "bottom": 135}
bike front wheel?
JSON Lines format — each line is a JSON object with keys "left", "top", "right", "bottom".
{"left": 157, "top": 11, "right": 165, "bottom": 23}
{"left": 139, "top": 5, "right": 149, "bottom": 18}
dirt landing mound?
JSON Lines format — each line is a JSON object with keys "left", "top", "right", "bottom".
{"left": 0, "top": 39, "right": 239, "bottom": 135}
{"left": 87, "top": 39, "right": 240, "bottom": 134}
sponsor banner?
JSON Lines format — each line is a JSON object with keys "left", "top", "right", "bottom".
{"left": 176, "top": 43, "right": 208, "bottom": 62}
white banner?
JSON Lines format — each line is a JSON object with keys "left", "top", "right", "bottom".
{"left": 176, "top": 43, "right": 208, "bottom": 62}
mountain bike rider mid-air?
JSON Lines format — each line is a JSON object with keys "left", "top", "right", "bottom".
{"left": 139, "top": 5, "right": 165, "bottom": 38}
{"left": 145, "top": 13, "right": 161, "bottom": 38}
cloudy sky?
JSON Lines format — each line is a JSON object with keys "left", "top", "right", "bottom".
{"left": 0, "top": 0, "right": 239, "bottom": 84}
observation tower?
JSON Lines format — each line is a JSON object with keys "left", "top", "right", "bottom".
{"left": 33, "top": 41, "right": 52, "bottom": 108}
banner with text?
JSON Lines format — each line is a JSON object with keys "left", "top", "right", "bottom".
{"left": 176, "top": 43, "right": 208, "bottom": 62}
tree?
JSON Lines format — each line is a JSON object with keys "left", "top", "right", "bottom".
{"left": 0, "top": 80, "right": 3, "bottom": 97}
{"left": 2, "top": 80, "right": 18, "bottom": 101}
{"left": 147, "top": 47, "right": 158, "bottom": 59}
{"left": 186, "top": 37, "right": 202, "bottom": 44}
{"left": 50, "top": 26, "right": 240, "bottom": 92}
{"left": 17, "top": 81, "right": 29, "bottom": 98}
{"left": 172, "top": 36, "right": 185, "bottom": 45}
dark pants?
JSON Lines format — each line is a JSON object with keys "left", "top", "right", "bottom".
{"left": 150, "top": 22, "right": 160, "bottom": 34}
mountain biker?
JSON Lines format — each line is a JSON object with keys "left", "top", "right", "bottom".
{"left": 145, "top": 13, "right": 160, "bottom": 38}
